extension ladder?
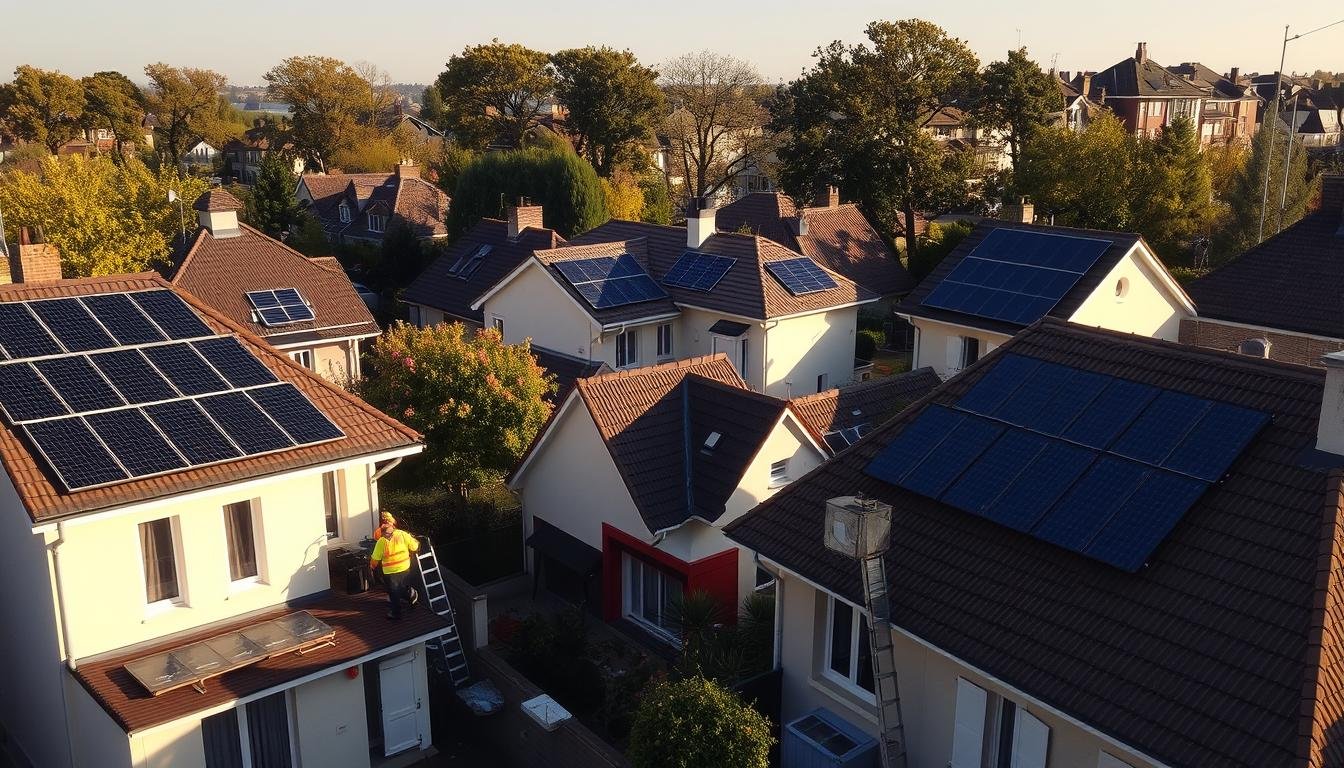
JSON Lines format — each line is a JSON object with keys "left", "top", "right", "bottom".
{"left": 414, "top": 538, "right": 471, "bottom": 688}
{"left": 862, "top": 553, "right": 908, "bottom": 768}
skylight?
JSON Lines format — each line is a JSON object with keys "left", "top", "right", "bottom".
{"left": 704, "top": 431, "right": 722, "bottom": 450}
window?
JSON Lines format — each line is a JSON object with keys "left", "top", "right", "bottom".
{"left": 140, "top": 518, "right": 181, "bottom": 604}
{"left": 961, "top": 337, "right": 981, "bottom": 369}
{"left": 616, "top": 329, "right": 639, "bottom": 368}
{"left": 406, "top": 305, "right": 422, "bottom": 328}
{"left": 950, "top": 677, "right": 1051, "bottom": 768}
{"left": 624, "top": 554, "right": 683, "bottom": 643}
{"left": 322, "top": 471, "right": 343, "bottom": 540}
{"left": 824, "top": 596, "right": 874, "bottom": 696}
{"left": 740, "top": 339, "right": 749, "bottom": 377}
{"left": 449, "top": 244, "right": 492, "bottom": 280}
{"left": 1115, "top": 277, "right": 1129, "bottom": 299}
{"left": 770, "top": 459, "right": 790, "bottom": 486}
{"left": 816, "top": 372, "right": 829, "bottom": 393}
{"left": 288, "top": 349, "right": 313, "bottom": 370}
{"left": 702, "top": 431, "right": 722, "bottom": 453}
{"left": 657, "top": 323, "right": 673, "bottom": 358}
{"left": 338, "top": 202, "right": 351, "bottom": 223}
{"left": 368, "top": 213, "right": 386, "bottom": 233}
{"left": 491, "top": 316, "right": 504, "bottom": 336}
{"left": 223, "top": 501, "right": 259, "bottom": 582}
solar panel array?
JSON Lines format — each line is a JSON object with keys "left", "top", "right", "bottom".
{"left": 823, "top": 423, "right": 870, "bottom": 453}
{"left": 245, "top": 288, "right": 315, "bottom": 327}
{"left": 764, "top": 258, "right": 838, "bottom": 295}
{"left": 921, "top": 228, "right": 1112, "bottom": 326}
{"left": 663, "top": 251, "right": 736, "bottom": 291}
{"left": 0, "top": 290, "right": 345, "bottom": 492}
{"left": 553, "top": 254, "right": 669, "bottom": 310}
{"left": 863, "top": 353, "right": 1269, "bottom": 572}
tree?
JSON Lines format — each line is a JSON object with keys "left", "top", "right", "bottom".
{"left": 661, "top": 51, "right": 775, "bottom": 201}
{"left": 434, "top": 41, "right": 554, "bottom": 150}
{"left": 1212, "top": 123, "right": 1312, "bottom": 263}
{"left": 243, "top": 151, "right": 302, "bottom": 237}
{"left": 628, "top": 676, "right": 773, "bottom": 768}
{"left": 420, "top": 85, "right": 446, "bottom": 131}
{"left": 0, "top": 66, "right": 85, "bottom": 153}
{"left": 974, "top": 48, "right": 1062, "bottom": 172}
{"left": 264, "top": 56, "right": 392, "bottom": 171}
{"left": 639, "top": 171, "right": 674, "bottom": 224}
{"left": 144, "top": 63, "right": 229, "bottom": 164}
{"left": 1016, "top": 111, "right": 1137, "bottom": 230}
{"left": 80, "top": 71, "right": 145, "bottom": 162}
{"left": 449, "top": 147, "right": 609, "bottom": 238}
{"left": 1130, "top": 117, "right": 1215, "bottom": 258}
{"left": 0, "top": 154, "right": 206, "bottom": 276}
{"left": 773, "top": 20, "right": 980, "bottom": 259}
{"left": 431, "top": 141, "right": 479, "bottom": 195}
{"left": 601, "top": 173, "right": 644, "bottom": 220}
{"left": 356, "top": 322, "right": 554, "bottom": 491}
{"left": 551, "top": 47, "right": 664, "bottom": 176}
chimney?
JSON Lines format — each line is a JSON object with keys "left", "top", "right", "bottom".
{"left": 1313, "top": 78, "right": 1324, "bottom": 91}
{"left": 1059, "top": 70, "right": 1072, "bottom": 83}
{"left": 506, "top": 198, "right": 544, "bottom": 240}
{"left": 11, "top": 227, "right": 62, "bottom": 283}
{"left": 1000, "top": 197, "right": 1035, "bottom": 225}
{"left": 192, "top": 189, "right": 243, "bottom": 238}
{"left": 1316, "top": 351, "right": 1344, "bottom": 455}
{"left": 1230, "top": 67, "right": 1240, "bottom": 83}
{"left": 686, "top": 196, "right": 717, "bottom": 249}
{"left": 812, "top": 185, "right": 840, "bottom": 209}
{"left": 394, "top": 159, "right": 419, "bottom": 180}
{"left": 789, "top": 215, "right": 809, "bottom": 237}
{"left": 1081, "top": 73, "right": 1093, "bottom": 96}
{"left": 1135, "top": 42, "right": 1148, "bottom": 64}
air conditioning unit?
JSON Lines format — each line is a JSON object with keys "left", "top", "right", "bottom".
{"left": 782, "top": 708, "right": 878, "bottom": 768}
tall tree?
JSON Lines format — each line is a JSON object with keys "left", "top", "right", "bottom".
{"left": 974, "top": 48, "right": 1062, "bottom": 172}
{"left": 1130, "top": 117, "right": 1215, "bottom": 258}
{"left": 1017, "top": 111, "right": 1137, "bottom": 230}
{"left": 264, "top": 56, "right": 391, "bottom": 172}
{"left": 772, "top": 20, "right": 980, "bottom": 258}
{"left": 434, "top": 41, "right": 554, "bottom": 150}
{"left": 243, "top": 151, "right": 303, "bottom": 237}
{"left": 449, "top": 147, "right": 609, "bottom": 238}
{"left": 420, "top": 85, "right": 446, "bottom": 131}
{"left": 80, "top": 71, "right": 145, "bottom": 162}
{"left": 660, "top": 51, "right": 774, "bottom": 201}
{"left": 0, "top": 66, "right": 85, "bottom": 153}
{"left": 143, "top": 63, "right": 228, "bottom": 164}
{"left": 551, "top": 47, "right": 664, "bottom": 176}
{"left": 1212, "top": 123, "right": 1312, "bottom": 263}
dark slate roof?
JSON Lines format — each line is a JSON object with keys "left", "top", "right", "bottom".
{"left": 725, "top": 318, "right": 1342, "bottom": 768}
{"left": 789, "top": 367, "right": 941, "bottom": 445}
{"left": 1188, "top": 175, "right": 1344, "bottom": 339}
{"left": 1168, "top": 62, "right": 1253, "bottom": 100}
{"left": 708, "top": 319, "right": 751, "bottom": 337}
{"left": 532, "top": 239, "right": 681, "bottom": 326}
{"left": 532, "top": 345, "right": 607, "bottom": 404}
{"left": 1080, "top": 55, "right": 1207, "bottom": 99}
{"left": 402, "top": 218, "right": 564, "bottom": 324}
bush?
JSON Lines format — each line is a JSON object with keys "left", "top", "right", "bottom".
{"left": 856, "top": 328, "right": 884, "bottom": 361}
{"left": 909, "top": 219, "right": 974, "bottom": 280}
{"left": 450, "top": 147, "right": 609, "bottom": 238}
{"left": 629, "top": 676, "right": 774, "bottom": 768}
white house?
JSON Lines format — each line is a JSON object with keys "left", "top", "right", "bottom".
{"left": 181, "top": 139, "right": 218, "bottom": 169}
{"left": 0, "top": 273, "right": 448, "bottom": 768}
{"left": 897, "top": 215, "right": 1194, "bottom": 379}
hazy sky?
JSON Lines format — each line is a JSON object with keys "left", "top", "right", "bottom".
{"left": 4, "top": 1, "right": 1342, "bottom": 86}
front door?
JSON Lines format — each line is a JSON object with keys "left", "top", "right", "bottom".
{"left": 378, "top": 652, "right": 421, "bottom": 756}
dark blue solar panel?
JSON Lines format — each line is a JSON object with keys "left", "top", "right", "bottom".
{"left": 972, "top": 228, "right": 1112, "bottom": 272}
{"left": 84, "top": 409, "right": 186, "bottom": 477}
{"left": 1033, "top": 457, "right": 1149, "bottom": 552}
{"left": 273, "top": 288, "right": 303, "bottom": 305}
{"left": 864, "top": 406, "right": 964, "bottom": 487}
{"left": 247, "top": 384, "right": 345, "bottom": 444}
{"left": 992, "top": 360, "right": 1071, "bottom": 426}
{"left": 33, "top": 357, "right": 124, "bottom": 412}
{"left": 989, "top": 441, "right": 1096, "bottom": 532}
{"left": 285, "top": 304, "right": 315, "bottom": 322}
{"left": 0, "top": 363, "right": 67, "bottom": 422}
{"left": 89, "top": 350, "right": 178, "bottom": 404}
{"left": 1110, "top": 391, "right": 1210, "bottom": 466}
{"left": 764, "top": 258, "right": 838, "bottom": 295}
{"left": 198, "top": 392, "right": 294, "bottom": 454}
{"left": 143, "top": 344, "right": 229, "bottom": 396}
{"left": 23, "top": 417, "right": 127, "bottom": 490}
{"left": 1028, "top": 368, "right": 1110, "bottom": 436}
{"left": 27, "top": 299, "right": 115, "bottom": 353}
{"left": 1163, "top": 403, "right": 1270, "bottom": 482}
{"left": 248, "top": 291, "right": 281, "bottom": 308}
{"left": 942, "top": 430, "right": 1048, "bottom": 514}
{"left": 145, "top": 400, "right": 243, "bottom": 465}
{"left": 192, "top": 338, "right": 278, "bottom": 388}
{"left": 556, "top": 255, "right": 668, "bottom": 310}
{"left": 131, "top": 290, "right": 213, "bottom": 339}
{"left": 901, "top": 413, "right": 1002, "bottom": 499}
{"left": 956, "top": 354, "right": 1040, "bottom": 415}
{"left": 80, "top": 294, "right": 167, "bottom": 345}
{"left": 664, "top": 251, "right": 736, "bottom": 291}
{"left": 1061, "top": 378, "right": 1160, "bottom": 449}
{"left": 0, "top": 303, "right": 63, "bottom": 359}
{"left": 258, "top": 307, "right": 290, "bottom": 326}
{"left": 1084, "top": 471, "right": 1209, "bottom": 572}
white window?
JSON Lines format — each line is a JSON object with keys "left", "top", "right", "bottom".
{"left": 491, "top": 316, "right": 504, "bottom": 336}
{"left": 368, "top": 213, "right": 386, "bottom": 233}
{"left": 289, "top": 349, "right": 313, "bottom": 370}
{"left": 223, "top": 500, "right": 259, "bottom": 583}
{"left": 823, "top": 596, "right": 874, "bottom": 697}
{"left": 816, "top": 372, "right": 829, "bottom": 393}
{"left": 624, "top": 553, "right": 682, "bottom": 644}
{"left": 961, "top": 337, "right": 980, "bottom": 369}
{"left": 140, "top": 518, "right": 182, "bottom": 605}
{"left": 657, "top": 323, "right": 673, "bottom": 358}
{"left": 769, "top": 459, "right": 790, "bottom": 486}
{"left": 950, "top": 676, "right": 1052, "bottom": 768}
{"left": 616, "top": 329, "right": 639, "bottom": 368}
{"left": 951, "top": 678, "right": 989, "bottom": 768}
{"left": 338, "top": 202, "right": 351, "bottom": 223}
{"left": 322, "top": 471, "right": 343, "bottom": 540}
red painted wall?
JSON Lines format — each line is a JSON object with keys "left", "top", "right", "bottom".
{"left": 600, "top": 523, "right": 740, "bottom": 625}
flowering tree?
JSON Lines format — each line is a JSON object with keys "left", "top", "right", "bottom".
{"left": 357, "top": 322, "right": 555, "bottom": 491}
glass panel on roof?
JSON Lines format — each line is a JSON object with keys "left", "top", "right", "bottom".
{"left": 240, "top": 621, "right": 302, "bottom": 654}
{"left": 125, "top": 651, "right": 197, "bottom": 694}
{"left": 272, "top": 611, "right": 332, "bottom": 641}
{"left": 204, "top": 632, "right": 265, "bottom": 665}
{"left": 172, "top": 642, "right": 232, "bottom": 676}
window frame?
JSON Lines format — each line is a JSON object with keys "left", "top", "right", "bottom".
{"left": 288, "top": 349, "right": 314, "bottom": 370}
{"left": 138, "top": 516, "right": 185, "bottom": 611}
{"left": 322, "top": 470, "right": 345, "bottom": 541}
{"left": 367, "top": 213, "right": 387, "bottom": 233}
{"left": 816, "top": 372, "right": 829, "bottom": 393}
{"left": 623, "top": 552, "right": 683, "bottom": 646}
{"left": 961, "top": 336, "right": 981, "bottom": 369}
{"left": 338, "top": 202, "right": 351, "bottom": 223}
{"left": 616, "top": 328, "right": 639, "bottom": 368}
{"left": 491, "top": 315, "right": 504, "bottom": 337}
{"left": 822, "top": 595, "right": 876, "bottom": 702}
{"left": 223, "top": 499, "right": 263, "bottom": 587}
{"left": 769, "top": 458, "right": 790, "bottom": 487}
{"left": 656, "top": 323, "right": 673, "bottom": 359}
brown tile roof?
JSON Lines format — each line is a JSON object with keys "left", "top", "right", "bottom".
{"left": 170, "top": 224, "right": 380, "bottom": 341}
{"left": 726, "top": 318, "right": 1342, "bottom": 768}
{"left": 299, "top": 173, "right": 449, "bottom": 240}
{"left": 192, "top": 189, "right": 243, "bottom": 212}
{"left": 789, "top": 367, "right": 941, "bottom": 446}
{"left": 72, "top": 587, "right": 450, "bottom": 733}
{"left": 531, "top": 346, "right": 608, "bottom": 404}
{"left": 531, "top": 238, "right": 681, "bottom": 326}
{"left": 0, "top": 275, "right": 419, "bottom": 523}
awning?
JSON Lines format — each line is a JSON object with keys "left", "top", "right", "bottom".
{"left": 527, "top": 518, "right": 602, "bottom": 576}
{"left": 708, "top": 319, "right": 751, "bottom": 337}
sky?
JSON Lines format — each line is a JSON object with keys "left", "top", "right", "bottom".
{"left": 3, "top": 0, "right": 1342, "bottom": 86}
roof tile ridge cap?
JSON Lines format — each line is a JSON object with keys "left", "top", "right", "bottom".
{"left": 790, "top": 387, "right": 841, "bottom": 405}
{"left": 682, "top": 371, "right": 776, "bottom": 403}
{"left": 585, "top": 353, "right": 733, "bottom": 384}
{"left": 1296, "top": 468, "right": 1344, "bottom": 767}
{"left": 166, "top": 228, "right": 209, "bottom": 284}
{"left": 0, "top": 271, "right": 162, "bottom": 295}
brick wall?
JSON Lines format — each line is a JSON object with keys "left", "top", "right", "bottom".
{"left": 1180, "top": 317, "right": 1344, "bottom": 368}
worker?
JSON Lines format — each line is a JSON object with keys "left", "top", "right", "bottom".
{"left": 369, "top": 512, "right": 420, "bottom": 620}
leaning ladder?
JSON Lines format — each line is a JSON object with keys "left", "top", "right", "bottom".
{"left": 862, "top": 553, "right": 908, "bottom": 768}
{"left": 414, "top": 538, "right": 472, "bottom": 688}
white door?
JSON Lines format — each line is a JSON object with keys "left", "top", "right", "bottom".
{"left": 379, "top": 653, "right": 421, "bottom": 756}
{"left": 950, "top": 677, "right": 987, "bottom": 768}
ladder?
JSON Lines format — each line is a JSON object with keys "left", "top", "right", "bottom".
{"left": 861, "top": 553, "right": 908, "bottom": 768}
{"left": 414, "top": 537, "right": 471, "bottom": 688}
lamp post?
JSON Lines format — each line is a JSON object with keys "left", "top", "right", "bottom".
{"left": 1278, "top": 91, "right": 1300, "bottom": 234}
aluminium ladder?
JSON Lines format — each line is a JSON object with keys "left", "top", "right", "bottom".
{"left": 862, "top": 552, "right": 908, "bottom": 768}
{"left": 414, "top": 537, "right": 472, "bottom": 688}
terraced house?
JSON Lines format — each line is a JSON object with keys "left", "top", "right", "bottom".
{"left": 295, "top": 162, "right": 450, "bottom": 247}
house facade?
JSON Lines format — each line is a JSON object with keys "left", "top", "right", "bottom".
{"left": 1167, "top": 63, "right": 1259, "bottom": 146}
{"left": 295, "top": 162, "right": 449, "bottom": 247}
{"left": 221, "top": 123, "right": 305, "bottom": 185}
{"left": 1075, "top": 43, "right": 1207, "bottom": 138}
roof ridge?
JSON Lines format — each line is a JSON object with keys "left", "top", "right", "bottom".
{"left": 683, "top": 371, "right": 781, "bottom": 404}
{"left": 0, "top": 272, "right": 162, "bottom": 296}
{"left": 577, "top": 352, "right": 736, "bottom": 388}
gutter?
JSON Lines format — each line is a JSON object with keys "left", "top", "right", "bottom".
{"left": 369, "top": 457, "right": 403, "bottom": 486}
{"left": 50, "top": 521, "right": 80, "bottom": 767}
{"left": 755, "top": 553, "right": 785, "bottom": 669}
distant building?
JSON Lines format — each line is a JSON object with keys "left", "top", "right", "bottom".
{"left": 1167, "top": 62, "right": 1260, "bottom": 146}
{"left": 295, "top": 162, "right": 450, "bottom": 247}
{"left": 221, "top": 122, "right": 304, "bottom": 184}
{"left": 1073, "top": 43, "right": 1206, "bottom": 139}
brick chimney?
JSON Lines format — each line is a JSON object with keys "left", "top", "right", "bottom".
{"left": 812, "top": 186, "right": 840, "bottom": 209}
{"left": 1081, "top": 73, "right": 1093, "bottom": 96}
{"left": 11, "top": 227, "right": 62, "bottom": 283}
{"left": 394, "top": 160, "right": 419, "bottom": 180}
{"left": 686, "top": 196, "right": 717, "bottom": 249}
{"left": 1229, "top": 67, "right": 1240, "bottom": 83}
{"left": 506, "top": 199, "right": 544, "bottom": 240}
{"left": 1000, "top": 197, "right": 1035, "bottom": 225}
{"left": 1135, "top": 42, "right": 1148, "bottom": 64}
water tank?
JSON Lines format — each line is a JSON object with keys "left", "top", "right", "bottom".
{"left": 782, "top": 708, "right": 878, "bottom": 768}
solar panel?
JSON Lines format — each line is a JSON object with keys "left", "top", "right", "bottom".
{"left": 663, "top": 251, "right": 736, "bottom": 291}
{"left": 900, "top": 413, "right": 1002, "bottom": 500}
{"left": 131, "top": 290, "right": 214, "bottom": 339}
{"left": 245, "top": 289, "right": 315, "bottom": 327}
{"left": 1163, "top": 403, "right": 1270, "bottom": 482}
{"left": 553, "top": 254, "right": 669, "bottom": 310}
{"left": 80, "top": 294, "right": 166, "bottom": 345}
{"left": 864, "top": 406, "right": 965, "bottom": 488}
{"left": 0, "top": 303, "right": 63, "bottom": 359}
{"left": 33, "top": 357, "right": 124, "bottom": 412}
{"left": 145, "top": 400, "right": 243, "bottom": 465}
{"left": 23, "top": 417, "right": 128, "bottom": 490}
{"left": 764, "top": 258, "right": 838, "bottom": 295}
{"left": 942, "top": 430, "right": 1048, "bottom": 514}
{"left": 1110, "top": 391, "right": 1210, "bottom": 465}
{"left": 247, "top": 384, "right": 344, "bottom": 444}
{"left": 198, "top": 392, "right": 294, "bottom": 454}
{"left": 89, "top": 350, "right": 179, "bottom": 404}
{"left": 84, "top": 409, "right": 186, "bottom": 477}
{"left": 1033, "top": 457, "right": 1148, "bottom": 551}
{"left": 192, "top": 338, "right": 277, "bottom": 388}
{"left": 0, "top": 363, "right": 67, "bottom": 422}
{"left": 142, "top": 344, "right": 229, "bottom": 396}
{"left": 988, "top": 441, "right": 1095, "bottom": 532}
{"left": 1083, "top": 472, "right": 1208, "bottom": 571}
{"left": 27, "top": 299, "right": 114, "bottom": 353}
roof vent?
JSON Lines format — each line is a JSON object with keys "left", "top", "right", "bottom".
{"left": 703, "top": 431, "right": 722, "bottom": 451}
{"left": 1238, "top": 338, "right": 1271, "bottom": 358}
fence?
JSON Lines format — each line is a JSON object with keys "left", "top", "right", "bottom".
{"left": 438, "top": 521, "right": 524, "bottom": 586}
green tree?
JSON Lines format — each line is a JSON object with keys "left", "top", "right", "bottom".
{"left": 1212, "top": 123, "right": 1312, "bottom": 263}
{"left": 243, "top": 151, "right": 302, "bottom": 237}
{"left": 551, "top": 47, "right": 664, "bottom": 176}
{"left": 0, "top": 154, "right": 206, "bottom": 276}
{"left": 356, "top": 322, "right": 554, "bottom": 491}
{"left": 974, "top": 48, "right": 1062, "bottom": 172}
{"left": 450, "top": 147, "right": 609, "bottom": 238}
{"left": 420, "top": 85, "right": 446, "bottom": 131}
{"left": 0, "top": 66, "right": 85, "bottom": 153}
{"left": 628, "top": 676, "right": 773, "bottom": 768}
{"left": 639, "top": 170, "right": 674, "bottom": 224}
{"left": 431, "top": 141, "right": 478, "bottom": 195}
{"left": 773, "top": 19, "right": 980, "bottom": 260}
{"left": 264, "top": 56, "right": 393, "bottom": 172}
{"left": 434, "top": 41, "right": 555, "bottom": 150}
{"left": 1130, "top": 117, "right": 1215, "bottom": 258}
{"left": 1017, "top": 111, "right": 1137, "bottom": 230}
{"left": 79, "top": 71, "right": 146, "bottom": 163}
{"left": 144, "top": 63, "right": 229, "bottom": 164}
{"left": 909, "top": 219, "right": 975, "bottom": 280}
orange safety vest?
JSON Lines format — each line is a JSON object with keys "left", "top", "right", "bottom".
{"left": 372, "top": 530, "right": 418, "bottom": 575}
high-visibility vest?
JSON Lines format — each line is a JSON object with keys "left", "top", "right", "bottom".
{"left": 373, "top": 530, "right": 418, "bottom": 575}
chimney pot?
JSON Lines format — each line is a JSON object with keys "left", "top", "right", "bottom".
{"left": 686, "top": 196, "right": 717, "bottom": 249}
{"left": 812, "top": 186, "right": 840, "bottom": 209}
{"left": 1230, "top": 67, "right": 1240, "bottom": 83}
{"left": 394, "top": 160, "right": 419, "bottom": 180}
{"left": 1136, "top": 42, "right": 1148, "bottom": 64}
{"left": 999, "top": 198, "right": 1035, "bottom": 225}
{"left": 507, "top": 200, "right": 544, "bottom": 240}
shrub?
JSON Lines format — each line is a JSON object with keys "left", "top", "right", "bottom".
{"left": 855, "top": 329, "right": 881, "bottom": 361}
{"left": 505, "top": 607, "right": 605, "bottom": 714}
{"left": 449, "top": 147, "right": 609, "bottom": 238}
{"left": 629, "top": 676, "right": 774, "bottom": 768}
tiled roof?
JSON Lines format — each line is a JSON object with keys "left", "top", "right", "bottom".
{"left": 1168, "top": 62, "right": 1251, "bottom": 100}
{"left": 401, "top": 218, "right": 564, "bottom": 324}
{"left": 1188, "top": 176, "right": 1344, "bottom": 339}
{"left": 717, "top": 193, "right": 914, "bottom": 296}
{"left": 169, "top": 224, "right": 380, "bottom": 341}
{"left": 1080, "top": 56, "right": 1207, "bottom": 98}
{"left": 789, "top": 368, "right": 941, "bottom": 444}
{"left": 896, "top": 221, "right": 1144, "bottom": 335}
{"left": 725, "top": 318, "right": 1341, "bottom": 768}
{"left": 532, "top": 239, "right": 681, "bottom": 326}
{"left": 192, "top": 188, "right": 242, "bottom": 212}
{"left": 531, "top": 346, "right": 607, "bottom": 404}
{"left": 0, "top": 275, "right": 420, "bottom": 523}
{"left": 72, "top": 587, "right": 450, "bottom": 733}
{"left": 298, "top": 173, "right": 449, "bottom": 240}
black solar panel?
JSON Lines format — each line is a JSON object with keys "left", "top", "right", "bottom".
{"left": 145, "top": 400, "right": 243, "bottom": 465}
{"left": 0, "top": 303, "right": 63, "bottom": 359}
{"left": 143, "top": 344, "right": 229, "bottom": 396}
{"left": 245, "top": 289, "right": 315, "bottom": 327}
{"left": 84, "top": 409, "right": 186, "bottom": 477}
{"left": 198, "top": 392, "right": 294, "bottom": 454}
{"left": 130, "top": 290, "right": 214, "bottom": 339}
{"left": 764, "top": 258, "right": 838, "bottom": 295}
{"left": 553, "top": 254, "right": 669, "bottom": 310}
{"left": 663, "top": 251, "right": 736, "bottom": 291}
{"left": 23, "top": 417, "right": 127, "bottom": 490}
{"left": 80, "top": 294, "right": 167, "bottom": 345}
{"left": 27, "top": 299, "right": 114, "bottom": 353}
{"left": 89, "top": 350, "right": 179, "bottom": 404}
{"left": 192, "top": 338, "right": 277, "bottom": 388}
{"left": 247, "top": 384, "right": 344, "bottom": 444}
{"left": 0, "top": 363, "right": 68, "bottom": 422}
{"left": 33, "top": 357, "right": 124, "bottom": 412}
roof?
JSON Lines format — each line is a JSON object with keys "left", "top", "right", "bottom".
{"left": 725, "top": 318, "right": 1342, "bottom": 768}
{"left": 192, "top": 189, "right": 243, "bottom": 213}
{"left": 72, "top": 587, "right": 450, "bottom": 733}
{"left": 0, "top": 275, "right": 419, "bottom": 523}
{"left": 531, "top": 239, "right": 681, "bottom": 326}
{"left": 298, "top": 172, "right": 449, "bottom": 240}
{"left": 531, "top": 346, "right": 607, "bottom": 404}
{"left": 1168, "top": 62, "right": 1252, "bottom": 100}
{"left": 789, "top": 368, "right": 942, "bottom": 442}
{"left": 169, "top": 224, "right": 380, "bottom": 342}
{"left": 716, "top": 193, "right": 914, "bottom": 296}
{"left": 896, "top": 220, "right": 1145, "bottom": 335}
{"left": 1080, "top": 56, "right": 1207, "bottom": 99}
{"left": 1187, "top": 176, "right": 1344, "bottom": 339}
